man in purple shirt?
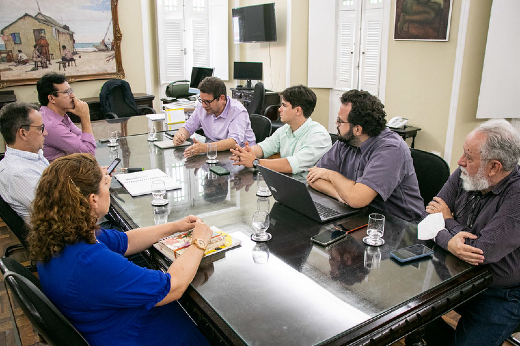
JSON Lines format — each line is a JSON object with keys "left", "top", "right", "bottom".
{"left": 37, "top": 73, "right": 96, "bottom": 161}
{"left": 172, "top": 76, "right": 255, "bottom": 158}
{"left": 306, "top": 89, "right": 423, "bottom": 222}
{"left": 422, "top": 119, "right": 520, "bottom": 346}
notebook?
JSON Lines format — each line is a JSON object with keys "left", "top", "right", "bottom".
{"left": 114, "top": 168, "right": 181, "bottom": 196}
{"left": 257, "top": 166, "right": 358, "bottom": 223}
{"left": 153, "top": 139, "right": 191, "bottom": 149}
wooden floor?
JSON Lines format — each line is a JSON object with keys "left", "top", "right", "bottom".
{"left": 0, "top": 221, "right": 515, "bottom": 346}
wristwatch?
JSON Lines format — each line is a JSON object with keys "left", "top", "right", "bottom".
{"left": 252, "top": 158, "right": 260, "bottom": 169}
{"left": 190, "top": 238, "right": 208, "bottom": 251}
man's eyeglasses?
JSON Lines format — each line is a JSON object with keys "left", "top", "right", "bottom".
{"left": 54, "top": 88, "right": 74, "bottom": 96}
{"left": 20, "top": 124, "right": 45, "bottom": 133}
{"left": 454, "top": 192, "right": 483, "bottom": 229}
{"left": 197, "top": 95, "right": 217, "bottom": 107}
{"left": 336, "top": 117, "right": 349, "bottom": 124}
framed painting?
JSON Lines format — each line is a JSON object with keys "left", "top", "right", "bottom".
{"left": 394, "top": 0, "right": 453, "bottom": 41}
{"left": 0, "top": 0, "right": 124, "bottom": 88}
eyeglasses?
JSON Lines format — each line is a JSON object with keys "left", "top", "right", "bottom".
{"left": 54, "top": 88, "right": 74, "bottom": 96}
{"left": 197, "top": 95, "right": 217, "bottom": 107}
{"left": 20, "top": 124, "right": 45, "bottom": 133}
{"left": 454, "top": 192, "right": 483, "bottom": 229}
{"left": 336, "top": 117, "right": 349, "bottom": 124}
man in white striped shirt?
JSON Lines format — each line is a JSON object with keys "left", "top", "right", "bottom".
{"left": 0, "top": 102, "right": 49, "bottom": 221}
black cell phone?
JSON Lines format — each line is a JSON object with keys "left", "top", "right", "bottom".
{"left": 107, "top": 158, "right": 121, "bottom": 174}
{"left": 209, "top": 166, "right": 230, "bottom": 176}
{"left": 337, "top": 214, "right": 368, "bottom": 233}
{"left": 311, "top": 228, "right": 347, "bottom": 246}
{"left": 390, "top": 244, "right": 434, "bottom": 263}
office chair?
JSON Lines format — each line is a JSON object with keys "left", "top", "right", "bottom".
{"left": 0, "top": 194, "right": 31, "bottom": 259}
{"left": 100, "top": 79, "right": 155, "bottom": 119}
{"left": 250, "top": 114, "right": 272, "bottom": 143}
{"left": 410, "top": 148, "right": 450, "bottom": 207}
{"left": 0, "top": 257, "right": 90, "bottom": 346}
{"left": 246, "top": 82, "right": 265, "bottom": 115}
{"left": 329, "top": 133, "right": 338, "bottom": 145}
{"left": 264, "top": 104, "right": 283, "bottom": 135}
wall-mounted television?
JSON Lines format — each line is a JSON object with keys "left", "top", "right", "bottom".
{"left": 232, "top": 3, "right": 277, "bottom": 43}
{"left": 234, "top": 62, "right": 263, "bottom": 89}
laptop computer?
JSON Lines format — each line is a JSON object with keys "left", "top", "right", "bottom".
{"left": 258, "top": 166, "right": 358, "bottom": 223}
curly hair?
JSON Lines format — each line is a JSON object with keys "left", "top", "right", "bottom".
{"left": 280, "top": 85, "right": 317, "bottom": 118}
{"left": 28, "top": 153, "right": 102, "bottom": 262}
{"left": 198, "top": 76, "right": 227, "bottom": 99}
{"left": 341, "top": 90, "right": 386, "bottom": 137}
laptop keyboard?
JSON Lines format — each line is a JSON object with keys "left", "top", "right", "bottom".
{"left": 314, "top": 202, "right": 342, "bottom": 219}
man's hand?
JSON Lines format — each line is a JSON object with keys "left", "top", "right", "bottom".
{"left": 447, "top": 231, "right": 485, "bottom": 265}
{"left": 172, "top": 215, "right": 199, "bottom": 232}
{"left": 172, "top": 131, "right": 187, "bottom": 146}
{"left": 307, "top": 166, "right": 332, "bottom": 183}
{"left": 184, "top": 139, "right": 207, "bottom": 158}
{"left": 67, "top": 98, "right": 90, "bottom": 121}
{"left": 230, "top": 142, "right": 256, "bottom": 168}
{"left": 426, "top": 197, "right": 453, "bottom": 219}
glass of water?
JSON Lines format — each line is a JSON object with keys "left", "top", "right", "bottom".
{"left": 151, "top": 179, "right": 168, "bottom": 206}
{"left": 251, "top": 211, "right": 271, "bottom": 242}
{"left": 206, "top": 143, "right": 218, "bottom": 164}
{"left": 108, "top": 130, "right": 119, "bottom": 147}
{"left": 147, "top": 125, "right": 157, "bottom": 141}
{"left": 363, "top": 213, "right": 385, "bottom": 246}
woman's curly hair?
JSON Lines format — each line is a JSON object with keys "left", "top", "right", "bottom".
{"left": 28, "top": 153, "right": 103, "bottom": 262}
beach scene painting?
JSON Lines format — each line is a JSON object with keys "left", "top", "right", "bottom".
{"left": 0, "top": 0, "right": 123, "bottom": 88}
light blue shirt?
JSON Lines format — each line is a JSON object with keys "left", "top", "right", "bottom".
{"left": 0, "top": 146, "right": 49, "bottom": 221}
{"left": 258, "top": 118, "right": 332, "bottom": 174}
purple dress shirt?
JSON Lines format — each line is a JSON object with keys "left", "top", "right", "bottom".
{"left": 183, "top": 96, "right": 256, "bottom": 146}
{"left": 40, "top": 106, "right": 96, "bottom": 161}
{"left": 423, "top": 166, "right": 520, "bottom": 287}
{"left": 317, "top": 128, "right": 424, "bottom": 222}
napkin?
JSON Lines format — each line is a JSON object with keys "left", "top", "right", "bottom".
{"left": 418, "top": 213, "right": 445, "bottom": 240}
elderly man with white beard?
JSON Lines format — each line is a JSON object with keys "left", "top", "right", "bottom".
{"left": 421, "top": 119, "right": 520, "bottom": 346}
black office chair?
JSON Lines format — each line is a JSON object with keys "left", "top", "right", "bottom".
{"left": 246, "top": 82, "right": 265, "bottom": 115}
{"left": 0, "top": 257, "right": 90, "bottom": 346}
{"left": 264, "top": 104, "right": 283, "bottom": 135}
{"left": 410, "top": 148, "right": 450, "bottom": 207}
{"left": 330, "top": 133, "right": 338, "bottom": 145}
{"left": 0, "top": 194, "right": 31, "bottom": 259}
{"left": 250, "top": 114, "right": 272, "bottom": 143}
{"left": 100, "top": 79, "right": 155, "bottom": 119}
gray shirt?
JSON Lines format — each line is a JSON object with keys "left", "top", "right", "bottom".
{"left": 426, "top": 166, "right": 520, "bottom": 287}
{"left": 317, "top": 128, "right": 423, "bottom": 222}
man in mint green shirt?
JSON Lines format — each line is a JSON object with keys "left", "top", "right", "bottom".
{"left": 230, "top": 85, "right": 331, "bottom": 174}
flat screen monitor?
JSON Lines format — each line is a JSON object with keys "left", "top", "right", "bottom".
{"left": 233, "top": 62, "right": 262, "bottom": 89}
{"left": 232, "top": 3, "right": 277, "bottom": 43}
{"left": 190, "top": 67, "right": 214, "bottom": 88}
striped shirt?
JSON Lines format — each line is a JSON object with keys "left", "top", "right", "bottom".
{"left": 0, "top": 146, "right": 49, "bottom": 221}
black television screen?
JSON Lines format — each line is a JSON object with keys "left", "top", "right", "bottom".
{"left": 190, "top": 67, "right": 214, "bottom": 88}
{"left": 232, "top": 3, "right": 277, "bottom": 43}
{"left": 234, "top": 62, "right": 262, "bottom": 89}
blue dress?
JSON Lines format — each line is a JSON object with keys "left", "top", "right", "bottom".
{"left": 37, "top": 229, "right": 209, "bottom": 346}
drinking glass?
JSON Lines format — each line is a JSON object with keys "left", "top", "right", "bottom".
{"left": 206, "top": 143, "right": 218, "bottom": 164}
{"left": 251, "top": 211, "right": 271, "bottom": 242}
{"left": 364, "top": 246, "right": 382, "bottom": 269}
{"left": 147, "top": 125, "right": 157, "bottom": 141}
{"left": 153, "top": 206, "right": 169, "bottom": 224}
{"left": 108, "top": 130, "right": 119, "bottom": 147}
{"left": 151, "top": 179, "right": 168, "bottom": 206}
{"left": 256, "top": 173, "right": 271, "bottom": 197}
{"left": 363, "top": 213, "right": 385, "bottom": 246}
{"left": 252, "top": 243, "right": 270, "bottom": 264}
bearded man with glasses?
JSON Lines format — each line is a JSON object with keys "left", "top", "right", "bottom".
{"left": 172, "top": 76, "right": 256, "bottom": 158}
{"left": 37, "top": 73, "right": 96, "bottom": 162}
{"left": 421, "top": 119, "right": 520, "bottom": 346}
{"left": 0, "top": 102, "right": 49, "bottom": 221}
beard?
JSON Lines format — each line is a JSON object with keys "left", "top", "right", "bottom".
{"left": 337, "top": 126, "right": 360, "bottom": 147}
{"left": 460, "top": 165, "right": 490, "bottom": 191}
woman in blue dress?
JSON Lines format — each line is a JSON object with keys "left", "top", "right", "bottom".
{"left": 28, "top": 153, "right": 212, "bottom": 346}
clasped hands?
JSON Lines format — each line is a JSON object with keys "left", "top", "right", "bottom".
{"left": 230, "top": 142, "right": 256, "bottom": 168}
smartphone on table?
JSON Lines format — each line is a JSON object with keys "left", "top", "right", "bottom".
{"left": 209, "top": 166, "right": 230, "bottom": 176}
{"left": 390, "top": 244, "right": 434, "bottom": 263}
{"left": 310, "top": 228, "right": 347, "bottom": 246}
{"left": 107, "top": 158, "right": 121, "bottom": 175}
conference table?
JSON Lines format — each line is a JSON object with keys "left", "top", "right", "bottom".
{"left": 93, "top": 121, "right": 492, "bottom": 346}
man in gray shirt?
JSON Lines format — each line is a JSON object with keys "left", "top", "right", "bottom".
{"left": 423, "top": 119, "right": 520, "bottom": 346}
{"left": 307, "top": 89, "right": 423, "bottom": 222}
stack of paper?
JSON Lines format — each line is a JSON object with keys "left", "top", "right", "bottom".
{"left": 114, "top": 168, "right": 181, "bottom": 197}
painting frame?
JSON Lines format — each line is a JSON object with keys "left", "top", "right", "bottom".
{"left": 0, "top": 0, "right": 124, "bottom": 89}
{"left": 394, "top": 0, "right": 453, "bottom": 41}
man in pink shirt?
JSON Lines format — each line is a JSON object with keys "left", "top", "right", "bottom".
{"left": 37, "top": 73, "right": 96, "bottom": 161}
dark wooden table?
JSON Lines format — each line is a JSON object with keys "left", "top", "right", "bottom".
{"left": 96, "top": 134, "right": 491, "bottom": 346}
{"left": 390, "top": 126, "right": 421, "bottom": 148}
